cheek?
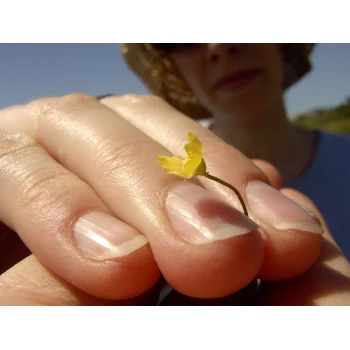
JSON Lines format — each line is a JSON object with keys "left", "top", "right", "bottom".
{"left": 181, "top": 66, "right": 214, "bottom": 109}
{"left": 170, "top": 54, "right": 210, "bottom": 101}
{"left": 264, "top": 46, "right": 284, "bottom": 89}
{"left": 181, "top": 65, "right": 205, "bottom": 96}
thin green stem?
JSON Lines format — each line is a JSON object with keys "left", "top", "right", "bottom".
{"left": 203, "top": 173, "right": 249, "bottom": 217}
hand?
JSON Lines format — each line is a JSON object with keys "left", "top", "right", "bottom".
{"left": 0, "top": 94, "right": 348, "bottom": 305}
{"left": 1, "top": 187, "right": 349, "bottom": 306}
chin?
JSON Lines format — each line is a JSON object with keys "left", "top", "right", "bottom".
{"left": 216, "top": 95, "right": 270, "bottom": 125}
{"left": 228, "top": 109, "right": 265, "bottom": 125}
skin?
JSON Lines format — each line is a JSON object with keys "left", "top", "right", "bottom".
{"left": 0, "top": 94, "right": 349, "bottom": 305}
{"left": 168, "top": 43, "right": 317, "bottom": 184}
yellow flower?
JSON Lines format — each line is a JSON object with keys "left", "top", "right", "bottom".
{"left": 156, "top": 131, "right": 249, "bottom": 217}
{"left": 156, "top": 132, "right": 207, "bottom": 179}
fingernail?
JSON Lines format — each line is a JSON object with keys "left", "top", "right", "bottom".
{"left": 246, "top": 181, "right": 323, "bottom": 234}
{"left": 166, "top": 181, "right": 259, "bottom": 245}
{"left": 297, "top": 204, "right": 323, "bottom": 227}
{"left": 73, "top": 211, "right": 148, "bottom": 260}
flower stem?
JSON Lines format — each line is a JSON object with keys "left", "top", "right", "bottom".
{"left": 204, "top": 173, "right": 249, "bottom": 217}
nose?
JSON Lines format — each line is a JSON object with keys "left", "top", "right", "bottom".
{"left": 206, "top": 43, "right": 241, "bottom": 63}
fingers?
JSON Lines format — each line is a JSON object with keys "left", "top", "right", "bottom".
{"left": 0, "top": 95, "right": 263, "bottom": 299}
{"left": 0, "top": 255, "right": 161, "bottom": 306}
{"left": 0, "top": 132, "right": 160, "bottom": 300}
{"left": 259, "top": 189, "right": 350, "bottom": 305}
{"left": 101, "top": 95, "right": 323, "bottom": 281}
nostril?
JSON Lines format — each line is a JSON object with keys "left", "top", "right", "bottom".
{"left": 228, "top": 45, "right": 240, "bottom": 54}
{"left": 210, "top": 53, "right": 219, "bottom": 62}
{"left": 208, "top": 44, "right": 240, "bottom": 62}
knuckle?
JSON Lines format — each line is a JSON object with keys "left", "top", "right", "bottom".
{"left": 0, "top": 94, "right": 98, "bottom": 135}
{"left": 28, "top": 94, "right": 96, "bottom": 122}
{"left": 0, "top": 99, "right": 56, "bottom": 135}
{"left": 0, "top": 104, "right": 24, "bottom": 116}
{"left": 60, "top": 93, "right": 96, "bottom": 106}
{"left": 0, "top": 134, "right": 76, "bottom": 213}
{"left": 25, "top": 97, "right": 60, "bottom": 116}
{"left": 120, "top": 93, "right": 165, "bottom": 107}
{"left": 44, "top": 93, "right": 95, "bottom": 115}
{"left": 93, "top": 135, "right": 152, "bottom": 177}
{"left": 100, "top": 94, "right": 174, "bottom": 118}
{"left": 0, "top": 133, "right": 36, "bottom": 161}
{"left": 17, "top": 168, "right": 74, "bottom": 211}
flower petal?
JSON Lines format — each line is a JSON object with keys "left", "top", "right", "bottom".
{"left": 187, "top": 132, "right": 203, "bottom": 159}
{"left": 156, "top": 155, "right": 190, "bottom": 178}
{"left": 183, "top": 132, "right": 204, "bottom": 176}
{"left": 193, "top": 158, "right": 207, "bottom": 176}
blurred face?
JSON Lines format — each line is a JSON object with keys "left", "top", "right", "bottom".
{"left": 165, "top": 44, "right": 285, "bottom": 123}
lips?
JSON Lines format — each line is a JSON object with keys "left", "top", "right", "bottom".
{"left": 212, "top": 69, "right": 261, "bottom": 92}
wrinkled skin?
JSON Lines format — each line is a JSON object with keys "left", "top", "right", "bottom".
{"left": 0, "top": 94, "right": 349, "bottom": 305}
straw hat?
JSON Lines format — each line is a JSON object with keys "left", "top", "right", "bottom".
{"left": 120, "top": 43, "right": 315, "bottom": 119}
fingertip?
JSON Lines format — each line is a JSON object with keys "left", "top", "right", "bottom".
{"left": 246, "top": 183, "right": 324, "bottom": 280}
{"left": 53, "top": 243, "right": 161, "bottom": 300}
{"left": 157, "top": 229, "right": 264, "bottom": 299}
{"left": 257, "top": 188, "right": 323, "bottom": 280}
{"left": 257, "top": 228, "right": 322, "bottom": 280}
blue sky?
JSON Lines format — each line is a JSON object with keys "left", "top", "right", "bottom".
{"left": 1, "top": 44, "right": 349, "bottom": 117}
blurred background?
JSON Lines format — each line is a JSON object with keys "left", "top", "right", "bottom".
{"left": 1, "top": 43, "right": 350, "bottom": 133}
